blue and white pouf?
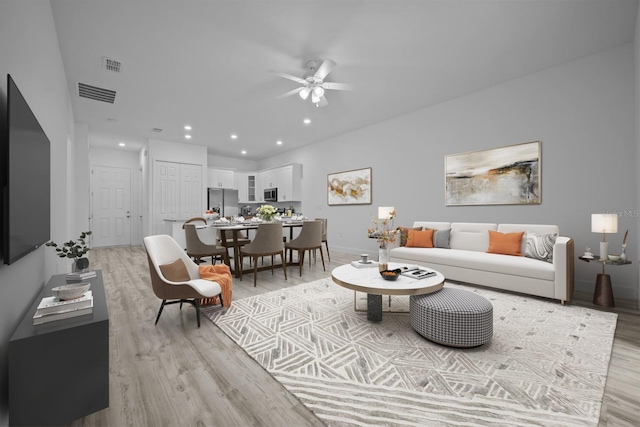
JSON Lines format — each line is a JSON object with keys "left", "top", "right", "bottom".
{"left": 410, "top": 287, "right": 493, "bottom": 348}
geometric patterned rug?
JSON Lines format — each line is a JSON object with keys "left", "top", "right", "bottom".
{"left": 203, "top": 279, "right": 618, "bottom": 426}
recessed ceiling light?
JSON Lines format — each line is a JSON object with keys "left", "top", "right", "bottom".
{"left": 185, "top": 135, "right": 192, "bottom": 139}
{"left": 276, "top": 140, "right": 283, "bottom": 145}
{"left": 303, "top": 118, "right": 311, "bottom": 124}
{"left": 241, "top": 150, "right": 247, "bottom": 155}
{"left": 184, "top": 125, "right": 192, "bottom": 130}
{"left": 231, "top": 134, "right": 238, "bottom": 140}
{"left": 118, "top": 142, "right": 125, "bottom": 147}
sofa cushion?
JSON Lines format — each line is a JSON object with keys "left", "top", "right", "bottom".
{"left": 487, "top": 230, "right": 524, "bottom": 256}
{"left": 525, "top": 232, "right": 557, "bottom": 263}
{"left": 390, "top": 246, "right": 554, "bottom": 281}
{"left": 159, "top": 258, "right": 190, "bottom": 282}
{"left": 450, "top": 223, "right": 497, "bottom": 252}
{"left": 498, "top": 224, "right": 559, "bottom": 256}
{"left": 406, "top": 229, "right": 434, "bottom": 248}
{"left": 434, "top": 228, "right": 451, "bottom": 249}
{"left": 398, "top": 226, "right": 422, "bottom": 246}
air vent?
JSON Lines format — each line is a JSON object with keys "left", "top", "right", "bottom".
{"left": 77, "top": 82, "right": 116, "bottom": 103}
{"left": 102, "top": 56, "right": 122, "bottom": 73}
{"left": 150, "top": 127, "right": 163, "bottom": 133}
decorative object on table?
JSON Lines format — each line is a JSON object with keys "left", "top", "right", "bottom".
{"left": 360, "top": 254, "right": 369, "bottom": 263}
{"left": 445, "top": 140, "right": 541, "bottom": 206}
{"left": 327, "top": 167, "right": 372, "bottom": 206}
{"left": 33, "top": 290, "right": 94, "bottom": 325}
{"left": 45, "top": 231, "right": 93, "bottom": 272}
{"left": 256, "top": 204, "right": 278, "bottom": 222}
{"left": 607, "top": 254, "right": 621, "bottom": 262}
{"left": 583, "top": 247, "right": 594, "bottom": 259}
{"left": 591, "top": 213, "right": 618, "bottom": 260}
{"left": 51, "top": 282, "right": 91, "bottom": 300}
{"left": 368, "top": 206, "right": 396, "bottom": 272}
{"left": 380, "top": 268, "right": 401, "bottom": 281}
{"left": 65, "top": 270, "right": 97, "bottom": 282}
{"left": 621, "top": 229, "right": 628, "bottom": 262}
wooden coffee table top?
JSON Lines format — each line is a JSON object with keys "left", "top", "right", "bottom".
{"left": 331, "top": 262, "right": 445, "bottom": 296}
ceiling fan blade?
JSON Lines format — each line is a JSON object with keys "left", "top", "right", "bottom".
{"left": 314, "top": 59, "right": 337, "bottom": 81}
{"left": 276, "top": 87, "right": 304, "bottom": 99}
{"left": 321, "top": 82, "right": 352, "bottom": 91}
{"left": 269, "top": 69, "right": 307, "bottom": 85}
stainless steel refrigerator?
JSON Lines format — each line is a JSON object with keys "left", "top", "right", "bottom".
{"left": 208, "top": 188, "right": 239, "bottom": 217}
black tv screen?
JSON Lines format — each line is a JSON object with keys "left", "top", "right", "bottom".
{"left": 2, "top": 75, "right": 51, "bottom": 264}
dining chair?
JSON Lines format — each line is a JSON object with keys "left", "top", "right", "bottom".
{"left": 182, "top": 217, "right": 208, "bottom": 228}
{"left": 144, "top": 234, "right": 225, "bottom": 328}
{"left": 184, "top": 224, "right": 230, "bottom": 266}
{"left": 285, "top": 220, "right": 326, "bottom": 276}
{"left": 316, "top": 217, "right": 330, "bottom": 262}
{"left": 239, "top": 222, "right": 287, "bottom": 287}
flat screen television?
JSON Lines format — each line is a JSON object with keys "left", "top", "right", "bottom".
{"left": 2, "top": 74, "right": 51, "bottom": 264}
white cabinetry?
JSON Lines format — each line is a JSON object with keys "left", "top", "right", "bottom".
{"left": 207, "top": 168, "right": 235, "bottom": 189}
{"left": 277, "top": 163, "right": 302, "bottom": 201}
{"left": 236, "top": 172, "right": 257, "bottom": 203}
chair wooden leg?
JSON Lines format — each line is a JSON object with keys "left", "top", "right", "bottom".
{"left": 195, "top": 298, "right": 201, "bottom": 328}
{"left": 298, "top": 250, "right": 305, "bottom": 276}
{"left": 271, "top": 255, "right": 275, "bottom": 274}
{"left": 218, "top": 292, "right": 224, "bottom": 307}
{"left": 324, "top": 241, "right": 331, "bottom": 261}
{"left": 155, "top": 300, "right": 167, "bottom": 325}
{"left": 280, "top": 251, "right": 288, "bottom": 280}
{"left": 239, "top": 253, "right": 244, "bottom": 281}
{"left": 319, "top": 246, "right": 326, "bottom": 271}
{"left": 253, "top": 256, "right": 258, "bottom": 287}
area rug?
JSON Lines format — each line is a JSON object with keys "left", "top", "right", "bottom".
{"left": 203, "top": 279, "right": 618, "bottom": 426}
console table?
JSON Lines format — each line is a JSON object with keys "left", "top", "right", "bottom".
{"left": 9, "top": 271, "right": 109, "bottom": 426}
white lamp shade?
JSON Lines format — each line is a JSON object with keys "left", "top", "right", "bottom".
{"left": 591, "top": 213, "right": 618, "bottom": 234}
{"left": 299, "top": 87, "right": 311, "bottom": 100}
{"left": 378, "top": 206, "right": 395, "bottom": 219}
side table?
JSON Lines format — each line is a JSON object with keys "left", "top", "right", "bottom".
{"left": 578, "top": 255, "right": 631, "bottom": 308}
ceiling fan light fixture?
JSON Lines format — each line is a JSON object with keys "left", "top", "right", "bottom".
{"left": 313, "top": 86, "right": 324, "bottom": 97}
{"left": 299, "top": 87, "right": 311, "bottom": 100}
{"left": 311, "top": 92, "right": 320, "bottom": 104}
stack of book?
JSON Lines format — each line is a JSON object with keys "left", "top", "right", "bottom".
{"left": 65, "top": 270, "right": 97, "bottom": 282}
{"left": 32, "top": 291, "right": 94, "bottom": 325}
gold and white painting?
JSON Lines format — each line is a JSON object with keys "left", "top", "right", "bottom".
{"left": 445, "top": 141, "right": 541, "bottom": 206}
{"left": 327, "top": 167, "right": 372, "bottom": 205}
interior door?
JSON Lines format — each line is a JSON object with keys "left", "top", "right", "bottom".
{"left": 91, "top": 166, "right": 131, "bottom": 247}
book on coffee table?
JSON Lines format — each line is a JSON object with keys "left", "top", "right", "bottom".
{"left": 351, "top": 260, "right": 379, "bottom": 268}
{"left": 400, "top": 267, "right": 436, "bottom": 279}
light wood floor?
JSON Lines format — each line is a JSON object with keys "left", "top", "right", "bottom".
{"left": 71, "top": 246, "right": 639, "bottom": 427}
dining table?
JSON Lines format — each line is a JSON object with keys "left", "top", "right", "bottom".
{"left": 197, "top": 221, "right": 305, "bottom": 277}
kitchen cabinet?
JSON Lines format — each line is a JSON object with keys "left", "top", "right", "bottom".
{"left": 277, "top": 164, "right": 301, "bottom": 201}
{"left": 207, "top": 168, "right": 235, "bottom": 189}
{"left": 237, "top": 172, "right": 257, "bottom": 203}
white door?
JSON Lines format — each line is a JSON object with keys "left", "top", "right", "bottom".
{"left": 153, "top": 161, "right": 180, "bottom": 235}
{"left": 91, "top": 166, "right": 131, "bottom": 247}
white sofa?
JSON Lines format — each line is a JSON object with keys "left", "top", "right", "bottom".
{"left": 389, "top": 222, "right": 574, "bottom": 304}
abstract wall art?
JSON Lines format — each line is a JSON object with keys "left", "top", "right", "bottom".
{"left": 445, "top": 141, "right": 541, "bottom": 206}
{"left": 327, "top": 167, "right": 372, "bottom": 205}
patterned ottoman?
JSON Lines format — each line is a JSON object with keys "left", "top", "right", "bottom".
{"left": 410, "top": 288, "right": 493, "bottom": 347}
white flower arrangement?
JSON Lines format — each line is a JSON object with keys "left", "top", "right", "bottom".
{"left": 256, "top": 204, "right": 278, "bottom": 221}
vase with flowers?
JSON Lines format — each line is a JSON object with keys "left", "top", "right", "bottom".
{"left": 256, "top": 204, "right": 278, "bottom": 222}
{"left": 367, "top": 209, "right": 397, "bottom": 271}
{"left": 45, "top": 231, "right": 93, "bottom": 272}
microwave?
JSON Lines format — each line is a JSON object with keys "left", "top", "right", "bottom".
{"left": 264, "top": 188, "right": 277, "bottom": 202}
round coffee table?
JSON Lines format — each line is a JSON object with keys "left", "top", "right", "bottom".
{"left": 331, "top": 262, "right": 445, "bottom": 321}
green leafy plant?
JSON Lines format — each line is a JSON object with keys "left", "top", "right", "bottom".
{"left": 45, "top": 231, "right": 93, "bottom": 259}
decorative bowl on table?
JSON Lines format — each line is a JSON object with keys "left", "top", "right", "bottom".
{"left": 380, "top": 269, "right": 401, "bottom": 281}
{"left": 52, "top": 283, "right": 91, "bottom": 300}
{"left": 608, "top": 254, "right": 621, "bottom": 261}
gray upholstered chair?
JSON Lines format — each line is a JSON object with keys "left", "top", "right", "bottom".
{"left": 316, "top": 217, "right": 330, "bottom": 262}
{"left": 285, "top": 220, "right": 326, "bottom": 276}
{"left": 182, "top": 217, "right": 208, "bottom": 228}
{"left": 239, "top": 222, "right": 287, "bottom": 287}
{"left": 144, "top": 234, "right": 224, "bottom": 328}
{"left": 184, "top": 224, "right": 230, "bottom": 266}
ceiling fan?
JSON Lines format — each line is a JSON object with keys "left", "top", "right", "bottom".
{"left": 271, "top": 59, "right": 351, "bottom": 107}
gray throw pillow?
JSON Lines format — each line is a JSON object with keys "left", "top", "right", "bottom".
{"left": 525, "top": 233, "right": 557, "bottom": 263}
{"left": 434, "top": 228, "right": 451, "bottom": 249}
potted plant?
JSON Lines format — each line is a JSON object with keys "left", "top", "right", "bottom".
{"left": 46, "top": 231, "right": 93, "bottom": 272}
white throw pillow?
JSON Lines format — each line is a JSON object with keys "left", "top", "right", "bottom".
{"left": 525, "top": 232, "right": 557, "bottom": 263}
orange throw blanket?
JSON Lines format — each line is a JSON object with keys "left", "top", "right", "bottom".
{"left": 198, "top": 264, "right": 233, "bottom": 307}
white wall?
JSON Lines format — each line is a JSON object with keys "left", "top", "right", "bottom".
{"left": 207, "top": 154, "right": 258, "bottom": 171}
{"left": 261, "top": 44, "right": 638, "bottom": 301}
{"left": 635, "top": 4, "right": 640, "bottom": 309}
{"left": 0, "top": 1, "right": 75, "bottom": 424}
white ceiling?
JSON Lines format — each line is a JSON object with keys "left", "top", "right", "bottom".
{"left": 50, "top": 0, "right": 638, "bottom": 160}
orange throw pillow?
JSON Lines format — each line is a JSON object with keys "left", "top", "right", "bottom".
{"left": 406, "top": 229, "right": 434, "bottom": 248}
{"left": 487, "top": 230, "right": 524, "bottom": 256}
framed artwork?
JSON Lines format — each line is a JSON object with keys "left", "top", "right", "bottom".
{"left": 445, "top": 141, "right": 541, "bottom": 206}
{"left": 327, "top": 167, "right": 372, "bottom": 205}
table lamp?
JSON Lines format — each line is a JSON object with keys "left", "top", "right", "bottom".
{"left": 378, "top": 206, "right": 395, "bottom": 219}
{"left": 591, "top": 213, "right": 618, "bottom": 259}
